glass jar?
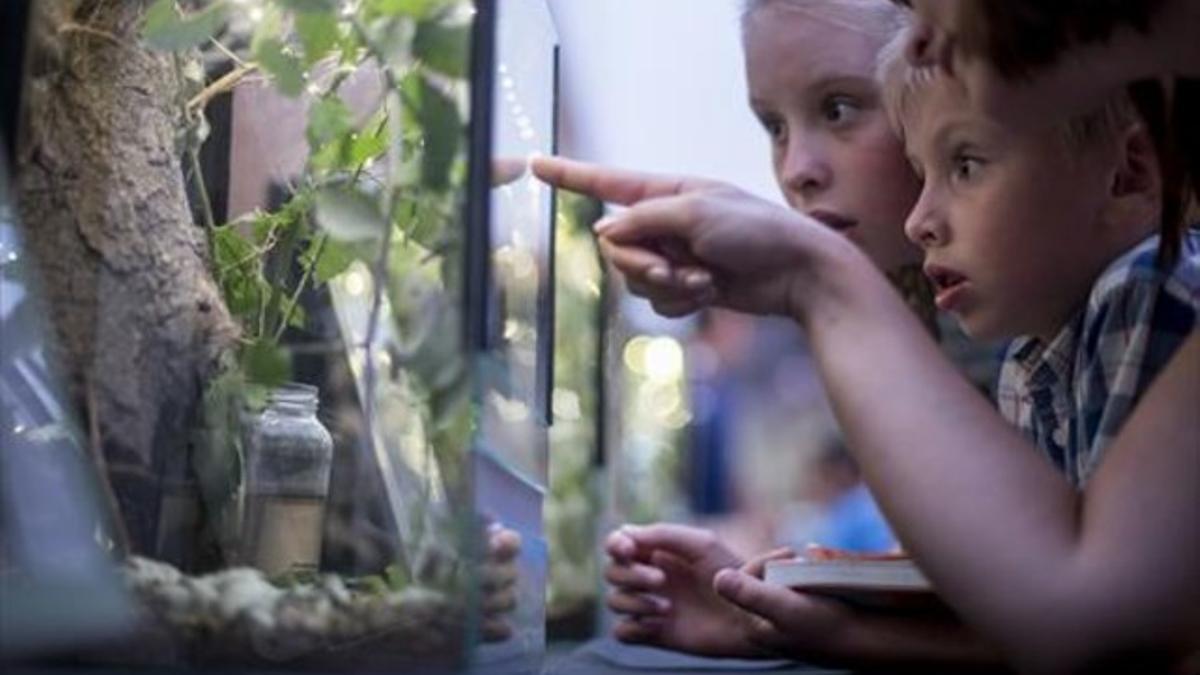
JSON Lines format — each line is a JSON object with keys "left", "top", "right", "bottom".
{"left": 240, "top": 383, "right": 333, "bottom": 577}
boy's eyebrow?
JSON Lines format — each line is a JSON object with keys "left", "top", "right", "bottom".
{"left": 920, "top": 116, "right": 984, "bottom": 154}
{"left": 806, "top": 74, "right": 877, "bottom": 94}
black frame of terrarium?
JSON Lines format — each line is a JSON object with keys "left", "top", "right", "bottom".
{"left": 538, "top": 43, "right": 560, "bottom": 427}
{"left": 1, "top": 0, "right": 31, "bottom": 163}
{"left": 464, "top": 0, "right": 496, "bottom": 356}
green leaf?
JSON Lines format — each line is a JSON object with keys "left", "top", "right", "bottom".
{"left": 403, "top": 196, "right": 446, "bottom": 249}
{"left": 303, "top": 237, "right": 359, "bottom": 282}
{"left": 241, "top": 340, "right": 292, "bottom": 387}
{"left": 143, "top": 0, "right": 229, "bottom": 52}
{"left": 406, "top": 75, "right": 461, "bottom": 191}
{"left": 295, "top": 11, "right": 341, "bottom": 67}
{"left": 224, "top": 271, "right": 268, "bottom": 318}
{"left": 213, "top": 224, "right": 256, "bottom": 271}
{"left": 314, "top": 187, "right": 387, "bottom": 242}
{"left": 307, "top": 96, "right": 352, "bottom": 148}
{"left": 347, "top": 123, "right": 390, "bottom": 166}
{"left": 413, "top": 21, "right": 469, "bottom": 79}
{"left": 285, "top": 303, "right": 309, "bottom": 329}
{"left": 255, "top": 37, "right": 306, "bottom": 97}
{"left": 251, "top": 212, "right": 280, "bottom": 244}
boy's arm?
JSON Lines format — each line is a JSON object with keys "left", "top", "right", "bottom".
{"left": 799, "top": 251, "right": 1200, "bottom": 672}
{"left": 713, "top": 555, "right": 1008, "bottom": 671}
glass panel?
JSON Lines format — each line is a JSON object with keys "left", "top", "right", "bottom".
{"left": 470, "top": 0, "right": 559, "bottom": 670}
{"left": 0, "top": 141, "right": 136, "bottom": 662}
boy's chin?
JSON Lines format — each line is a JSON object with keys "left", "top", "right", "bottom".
{"left": 951, "top": 312, "right": 1012, "bottom": 343}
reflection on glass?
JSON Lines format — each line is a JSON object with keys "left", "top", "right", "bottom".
{"left": 483, "top": 0, "right": 558, "bottom": 479}
{"left": 0, "top": 145, "right": 135, "bottom": 659}
{"left": 471, "top": 0, "right": 559, "bottom": 670}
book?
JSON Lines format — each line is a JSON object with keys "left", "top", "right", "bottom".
{"left": 763, "top": 548, "right": 948, "bottom": 613}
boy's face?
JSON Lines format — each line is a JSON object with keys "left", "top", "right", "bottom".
{"left": 744, "top": 3, "right": 922, "bottom": 273}
{"left": 902, "top": 77, "right": 1115, "bottom": 342}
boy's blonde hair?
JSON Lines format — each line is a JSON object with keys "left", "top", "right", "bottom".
{"left": 877, "top": 29, "right": 1139, "bottom": 157}
{"left": 740, "top": 0, "right": 907, "bottom": 42}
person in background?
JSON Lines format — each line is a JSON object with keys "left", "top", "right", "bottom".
{"left": 797, "top": 435, "right": 895, "bottom": 554}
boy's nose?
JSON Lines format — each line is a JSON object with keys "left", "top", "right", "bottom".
{"left": 904, "top": 191, "right": 948, "bottom": 248}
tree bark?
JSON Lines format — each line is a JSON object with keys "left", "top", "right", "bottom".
{"left": 16, "top": 0, "right": 237, "bottom": 555}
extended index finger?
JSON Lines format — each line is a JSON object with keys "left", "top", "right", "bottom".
{"left": 531, "top": 156, "right": 716, "bottom": 206}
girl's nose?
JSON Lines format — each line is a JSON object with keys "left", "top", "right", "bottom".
{"left": 782, "top": 143, "right": 832, "bottom": 202}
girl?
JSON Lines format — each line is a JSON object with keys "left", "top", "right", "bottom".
{"left": 600, "top": 0, "right": 1003, "bottom": 668}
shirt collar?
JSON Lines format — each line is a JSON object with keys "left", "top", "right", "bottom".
{"left": 1008, "top": 317, "right": 1081, "bottom": 392}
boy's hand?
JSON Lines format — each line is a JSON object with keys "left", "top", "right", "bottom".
{"left": 603, "top": 523, "right": 789, "bottom": 658}
{"left": 711, "top": 557, "right": 856, "bottom": 660}
{"left": 714, "top": 562, "right": 1003, "bottom": 668}
{"left": 532, "top": 156, "right": 837, "bottom": 319}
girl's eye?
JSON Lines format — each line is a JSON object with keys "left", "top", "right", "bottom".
{"left": 821, "top": 96, "right": 861, "bottom": 126}
{"left": 758, "top": 114, "right": 786, "bottom": 143}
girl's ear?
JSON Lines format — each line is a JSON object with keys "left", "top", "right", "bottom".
{"left": 1107, "top": 122, "right": 1161, "bottom": 225}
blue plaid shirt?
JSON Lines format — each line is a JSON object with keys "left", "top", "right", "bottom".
{"left": 996, "top": 232, "right": 1200, "bottom": 488}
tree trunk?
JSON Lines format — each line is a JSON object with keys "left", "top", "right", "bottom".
{"left": 16, "top": 0, "right": 237, "bottom": 555}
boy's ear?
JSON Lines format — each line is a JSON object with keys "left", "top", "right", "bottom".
{"left": 1106, "top": 122, "right": 1161, "bottom": 226}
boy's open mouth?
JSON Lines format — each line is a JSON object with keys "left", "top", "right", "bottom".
{"left": 808, "top": 210, "right": 857, "bottom": 232}
{"left": 925, "top": 264, "right": 969, "bottom": 310}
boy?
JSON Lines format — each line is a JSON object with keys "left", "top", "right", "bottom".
{"left": 883, "top": 56, "right": 1199, "bottom": 487}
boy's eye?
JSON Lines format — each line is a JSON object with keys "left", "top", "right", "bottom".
{"left": 951, "top": 153, "right": 984, "bottom": 182}
{"left": 821, "top": 96, "right": 861, "bottom": 126}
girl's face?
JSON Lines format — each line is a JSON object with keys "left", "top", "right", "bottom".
{"left": 744, "top": 2, "right": 922, "bottom": 273}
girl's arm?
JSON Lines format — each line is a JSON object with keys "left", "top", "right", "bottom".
{"left": 798, "top": 245, "right": 1199, "bottom": 673}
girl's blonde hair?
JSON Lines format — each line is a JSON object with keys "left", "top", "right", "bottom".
{"left": 740, "top": 0, "right": 908, "bottom": 42}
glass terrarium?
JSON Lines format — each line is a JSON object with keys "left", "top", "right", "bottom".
{"left": 0, "top": 0, "right": 558, "bottom": 671}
